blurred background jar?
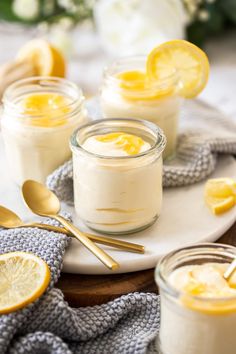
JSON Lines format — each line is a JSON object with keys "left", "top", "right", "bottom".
{"left": 100, "top": 56, "right": 182, "bottom": 160}
{"left": 1, "top": 76, "right": 88, "bottom": 185}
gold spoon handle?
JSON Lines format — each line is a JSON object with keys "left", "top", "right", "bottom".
{"left": 51, "top": 214, "right": 119, "bottom": 270}
{"left": 224, "top": 258, "right": 236, "bottom": 280}
{"left": 31, "top": 223, "right": 144, "bottom": 253}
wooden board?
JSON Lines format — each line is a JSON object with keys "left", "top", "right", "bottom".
{"left": 57, "top": 221, "right": 236, "bottom": 307}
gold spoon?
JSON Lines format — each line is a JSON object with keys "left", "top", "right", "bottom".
{"left": 22, "top": 180, "right": 119, "bottom": 270}
{"left": 223, "top": 258, "right": 236, "bottom": 281}
{"left": 0, "top": 205, "right": 144, "bottom": 254}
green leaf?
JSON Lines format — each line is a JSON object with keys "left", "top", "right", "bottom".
{"left": 187, "top": 22, "right": 207, "bottom": 47}
{"left": 205, "top": 4, "right": 224, "bottom": 33}
{"left": 219, "top": 0, "right": 236, "bottom": 23}
{"left": 0, "top": 1, "right": 20, "bottom": 22}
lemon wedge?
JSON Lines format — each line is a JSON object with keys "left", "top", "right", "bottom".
{"left": 147, "top": 39, "right": 210, "bottom": 98}
{"left": 17, "top": 39, "right": 66, "bottom": 77}
{"left": 204, "top": 177, "right": 236, "bottom": 214}
{"left": 0, "top": 251, "right": 50, "bottom": 314}
{"left": 205, "top": 178, "right": 236, "bottom": 199}
{"left": 205, "top": 195, "right": 235, "bottom": 215}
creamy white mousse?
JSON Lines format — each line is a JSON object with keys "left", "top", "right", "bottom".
{"left": 72, "top": 131, "right": 163, "bottom": 234}
{"left": 159, "top": 263, "right": 236, "bottom": 354}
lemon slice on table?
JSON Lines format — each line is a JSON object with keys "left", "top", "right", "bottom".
{"left": 147, "top": 39, "right": 210, "bottom": 98}
{"left": 0, "top": 251, "right": 50, "bottom": 314}
{"left": 17, "top": 39, "right": 66, "bottom": 77}
{"left": 204, "top": 178, "right": 236, "bottom": 215}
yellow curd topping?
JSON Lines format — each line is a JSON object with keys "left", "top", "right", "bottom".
{"left": 20, "top": 93, "right": 71, "bottom": 127}
{"left": 96, "top": 132, "right": 145, "bottom": 155}
{"left": 169, "top": 263, "right": 236, "bottom": 315}
{"left": 82, "top": 132, "right": 151, "bottom": 157}
{"left": 116, "top": 71, "right": 174, "bottom": 101}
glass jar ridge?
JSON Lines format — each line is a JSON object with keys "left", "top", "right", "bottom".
{"left": 70, "top": 118, "right": 166, "bottom": 235}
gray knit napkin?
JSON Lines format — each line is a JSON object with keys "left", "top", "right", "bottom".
{"left": 46, "top": 99, "right": 236, "bottom": 204}
{"left": 0, "top": 215, "right": 160, "bottom": 354}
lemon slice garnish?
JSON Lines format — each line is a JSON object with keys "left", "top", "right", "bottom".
{"left": 205, "top": 178, "right": 236, "bottom": 199}
{"left": 147, "top": 39, "right": 210, "bottom": 98}
{"left": 205, "top": 195, "right": 235, "bottom": 215}
{"left": 0, "top": 251, "right": 50, "bottom": 314}
{"left": 17, "top": 39, "right": 66, "bottom": 77}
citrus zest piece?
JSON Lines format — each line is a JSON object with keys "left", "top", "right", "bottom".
{"left": 96, "top": 132, "right": 145, "bottom": 155}
{"left": 17, "top": 39, "right": 66, "bottom": 77}
{"left": 147, "top": 39, "right": 210, "bottom": 98}
{"left": 0, "top": 251, "right": 50, "bottom": 314}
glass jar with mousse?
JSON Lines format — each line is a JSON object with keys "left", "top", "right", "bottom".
{"left": 70, "top": 118, "right": 166, "bottom": 235}
{"left": 1, "top": 76, "right": 88, "bottom": 185}
{"left": 100, "top": 57, "right": 182, "bottom": 160}
{"left": 155, "top": 243, "right": 236, "bottom": 354}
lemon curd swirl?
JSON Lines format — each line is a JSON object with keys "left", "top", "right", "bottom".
{"left": 82, "top": 132, "right": 151, "bottom": 157}
{"left": 20, "top": 93, "right": 71, "bottom": 126}
{"left": 169, "top": 263, "right": 236, "bottom": 314}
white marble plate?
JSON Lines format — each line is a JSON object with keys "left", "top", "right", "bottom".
{"left": 0, "top": 133, "right": 235, "bottom": 275}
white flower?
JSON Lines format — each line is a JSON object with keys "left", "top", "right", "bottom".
{"left": 13, "top": 0, "right": 39, "bottom": 20}
{"left": 94, "top": 0, "right": 188, "bottom": 56}
{"left": 198, "top": 10, "right": 209, "bottom": 21}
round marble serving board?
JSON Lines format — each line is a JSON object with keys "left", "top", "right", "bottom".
{"left": 0, "top": 134, "right": 235, "bottom": 275}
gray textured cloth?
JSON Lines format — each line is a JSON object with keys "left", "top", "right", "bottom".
{"left": 46, "top": 99, "right": 236, "bottom": 203}
{"left": 0, "top": 216, "right": 160, "bottom": 354}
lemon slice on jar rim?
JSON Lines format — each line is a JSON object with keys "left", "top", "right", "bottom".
{"left": 0, "top": 251, "right": 50, "bottom": 314}
{"left": 146, "top": 39, "right": 210, "bottom": 98}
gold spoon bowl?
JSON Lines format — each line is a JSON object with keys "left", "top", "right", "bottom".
{"left": 22, "top": 180, "right": 119, "bottom": 270}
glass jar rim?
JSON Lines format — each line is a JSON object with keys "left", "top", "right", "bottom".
{"left": 104, "top": 55, "right": 179, "bottom": 91}
{"left": 3, "top": 76, "right": 84, "bottom": 120}
{"left": 70, "top": 118, "right": 166, "bottom": 160}
{"left": 155, "top": 242, "right": 236, "bottom": 303}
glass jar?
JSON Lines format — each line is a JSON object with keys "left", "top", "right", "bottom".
{"left": 155, "top": 243, "right": 236, "bottom": 354}
{"left": 1, "top": 76, "right": 88, "bottom": 185}
{"left": 70, "top": 118, "right": 166, "bottom": 235}
{"left": 100, "top": 56, "right": 182, "bottom": 160}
